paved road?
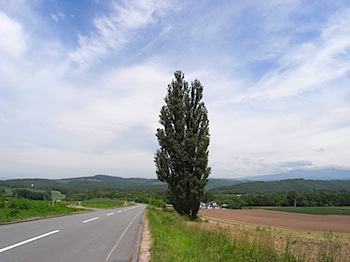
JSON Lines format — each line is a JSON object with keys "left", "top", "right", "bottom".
{"left": 0, "top": 205, "right": 146, "bottom": 262}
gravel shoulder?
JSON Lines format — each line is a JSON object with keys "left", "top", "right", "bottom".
{"left": 138, "top": 215, "right": 151, "bottom": 262}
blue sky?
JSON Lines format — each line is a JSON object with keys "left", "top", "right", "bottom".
{"left": 1, "top": 0, "right": 349, "bottom": 179}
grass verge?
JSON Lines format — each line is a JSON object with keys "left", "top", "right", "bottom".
{"left": 147, "top": 207, "right": 301, "bottom": 262}
{"left": 0, "top": 198, "right": 85, "bottom": 223}
{"left": 148, "top": 207, "right": 350, "bottom": 262}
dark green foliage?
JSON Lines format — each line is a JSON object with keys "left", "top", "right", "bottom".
{"left": 0, "top": 178, "right": 59, "bottom": 189}
{"left": 212, "top": 179, "right": 350, "bottom": 193}
{"left": 65, "top": 188, "right": 168, "bottom": 206}
{"left": 205, "top": 179, "right": 241, "bottom": 190}
{"left": 287, "top": 191, "right": 297, "bottom": 207}
{"left": 17, "top": 189, "right": 50, "bottom": 200}
{"left": 155, "top": 71, "right": 210, "bottom": 220}
{"left": 2, "top": 176, "right": 349, "bottom": 193}
{"left": 58, "top": 175, "right": 166, "bottom": 190}
{"left": 152, "top": 199, "right": 166, "bottom": 208}
{"left": 0, "top": 194, "right": 6, "bottom": 208}
{"left": 202, "top": 191, "right": 216, "bottom": 202}
{"left": 208, "top": 191, "right": 350, "bottom": 208}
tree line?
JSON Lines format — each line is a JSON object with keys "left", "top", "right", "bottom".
{"left": 65, "top": 188, "right": 350, "bottom": 209}
{"left": 206, "top": 191, "right": 350, "bottom": 208}
{"left": 12, "top": 189, "right": 51, "bottom": 201}
{"left": 3, "top": 186, "right": 350, "bottom": 210}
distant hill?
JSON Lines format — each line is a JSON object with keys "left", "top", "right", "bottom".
{"left": 1, "top": 168, "right": 349, "bottom": 192}
{"left": 0, "top": 175, "right": 241, "bottom": 191}
{"left": 0, "top": 175, "right": 166, "bottom": 191}
{"left": 206, "top": 178, "right": 242, "bottom": 190}
{"left": 211, "top": 179, "right": 350, "bottom": 193}
{"left": 244, "top": 168, "right": 350, "bottom": 181}
{"left": 57, "top": 175, "right": 166, "bottom": 190}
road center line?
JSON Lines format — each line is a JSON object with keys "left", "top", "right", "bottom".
{"left": 106, "top": 212, "right": 114, "bottom": 216}
{"left": 118, "top": 210, "right": 122, "bottom": 213}
{"left": 0, "top": 230, "right": 59, "bottom": 253}
{"left": 82, "top": 217, "right": 99, "bottom": 223}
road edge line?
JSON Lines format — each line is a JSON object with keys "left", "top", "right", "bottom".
{"left": 105, "top": 206, "right": 145, "bottom": 262}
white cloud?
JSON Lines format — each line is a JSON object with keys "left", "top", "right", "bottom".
{"left": 199, "top": 5, "right": 350, "bottom": 177}
{"left": 1, "top": 145, "right": 155, "bottom": 178}
{"left": 230, "top": 9, "right": 350, "bottom": 102}
{"left": 55, "top": 64, "right": 170, "bottom": 151}
{"left": 0, "top": 12, "right": 26, "bottom": 58}
{"left": 0, "top": 1, "right": 349, "bottom": 179}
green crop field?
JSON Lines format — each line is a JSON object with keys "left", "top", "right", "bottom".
{"left": 262, "top": 206, "right": 350, "bottom": 216}
{"left": 81, "top": 199, "right": 127, "bottom": 209}
{"left": 51, "top": 190, "right": 66, "bottom": 200}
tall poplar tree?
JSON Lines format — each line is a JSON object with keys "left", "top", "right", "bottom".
{"left": 155, "top": 70, "right": 210, "bottom": 220}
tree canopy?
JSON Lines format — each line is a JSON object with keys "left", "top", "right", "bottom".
{"left": 155, "top": 70, "right": 210, "bottom": 219}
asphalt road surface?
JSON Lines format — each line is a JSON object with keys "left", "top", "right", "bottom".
{"left": 0, "top": 205, "right": 146, "bottom": 262}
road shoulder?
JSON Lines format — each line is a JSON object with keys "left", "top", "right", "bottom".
{"left": 138, "top": 214, "right": 151, "bottom": 262}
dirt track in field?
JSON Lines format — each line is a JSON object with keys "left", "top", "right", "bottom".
{"left": 199, "top": 209, "right": 350, "bottom": 233}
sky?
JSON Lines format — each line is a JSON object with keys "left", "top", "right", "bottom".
{"left": 1, "top": 0, "right": 350, "bottom": 180}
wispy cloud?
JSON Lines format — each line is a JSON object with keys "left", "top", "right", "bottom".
{"left": 66, "top": 0, "right": 175, "bottom": 72}
{"left": 0, "top": 1, "right": 349, "bottom": 179}
{"left": 51, "top": 12, "right": 66, "bottom": 23}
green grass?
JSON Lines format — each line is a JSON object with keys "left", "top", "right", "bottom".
{"left": 0, "top": 198, "right": 84, "bottom": 223}
{"left": 147, "top": 207, "right": 299, "bottom": 262}
{"left": 51, "top": 190, "right": 66, "bottom": 201}
{"left": 148, "top": 208, "right": 349, "bottom": 261}
{"left": 81, "top": 198, "right": 127, "bottom": 209}
{"left": 1, "top": 187, "right": 48, "bottom": 198}
{"left": 261, "top": 206, "right": 350, "bottom": 216}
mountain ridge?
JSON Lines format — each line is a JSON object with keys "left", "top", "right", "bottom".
{"left": 1, "top": 168, "right": 349, "bottom": 191}
{"left": 240, "top": 168, "right": 350, "bottom": 181}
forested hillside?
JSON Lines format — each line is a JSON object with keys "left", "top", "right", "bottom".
{"left": 0, "top": 175, "right": 165, "bottom": 191}
{"left": 1, "top": 176, "right": 350, "bottom": 193}
{"left": 212, "top": 179, "right": 350, "bottom": 193}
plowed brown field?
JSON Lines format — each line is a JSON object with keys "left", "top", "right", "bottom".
{"left": 199, "top": 209, "right": 350, "bottom": 233}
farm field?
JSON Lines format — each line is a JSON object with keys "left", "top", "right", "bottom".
{"left": 199, "top": 208, "right": 350, "bottom": 233}
{"left": 81, "top": 198, "right": 128, "bottom": 209}
{"left": 51, "top": 190, "right": 66, "bottom": 201}
{"left": 149, "top": 208, "right": 350, "bottom": 261}
{"left": 262, "top": 206, "right": 350, "bottom": 216}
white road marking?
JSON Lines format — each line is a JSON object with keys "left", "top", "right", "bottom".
{"left": 106, "top": 212, "right": 114, "bottom": 216}
{"left": 0, "top": 230, "right": 60, "bottom": 253}
{"left": 118, "top": 210, "right": 122, "bottom": 213}
{"left": 82, "top": 217, "right": 99, "bottom": 223}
